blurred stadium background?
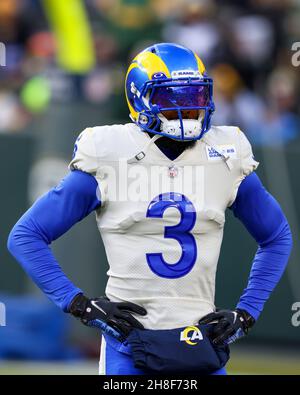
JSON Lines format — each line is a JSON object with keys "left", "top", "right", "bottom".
{"left": 0, "top": 0, "right": 300, "bottom": 375}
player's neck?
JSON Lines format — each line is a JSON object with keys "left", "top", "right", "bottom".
{"left": 146, "top": 132, "right": 196, "bottom": 161}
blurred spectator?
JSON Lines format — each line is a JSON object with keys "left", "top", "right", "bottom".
{"left": 211, "top": 63, "right": 300, "bottom": 146}
{"left": 246, "top": 68, "right": 300, "bottom": 146}
{"left": 0, "top": 0, "right": 47, "bottom": 76}
{"left": 82, "top": 33, "right": 121, "bottom": 104}
{"left": 91, "top": 0, "right": 162, "bottom": 60}
{"left": 0, "top": 90, "right": 29, "bottom": 133}
{"left": 211, "top": 63, "right": 265, "bottom": 131}
{"left": 151, "top": 0, "right": 189, "bottom": 21}
{"left": 230, "top": 15, "right": 274, "bottom": 67}
{"left": 162, "top": 0, "right": 222, "bottom": 65}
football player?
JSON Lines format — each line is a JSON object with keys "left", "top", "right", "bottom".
{"left": 8, "top": 43, "right": 292, "bottom": 375}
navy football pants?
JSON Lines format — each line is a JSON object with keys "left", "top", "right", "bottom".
{"left": 99, "top": 336, "right": 227, "bottom": 375}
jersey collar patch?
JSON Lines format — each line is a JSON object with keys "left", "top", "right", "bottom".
{"left": 206, "top": 145, "right": 237, "bottom": 161}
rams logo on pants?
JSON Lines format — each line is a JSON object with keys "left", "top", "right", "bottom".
{"left": 180, "top": 326, "right": 203, "bottom": 345}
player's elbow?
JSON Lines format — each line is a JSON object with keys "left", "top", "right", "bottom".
{"left": 284, "top": 222, "right": 293, "bottom": 254}
{"left": 262, "top": 221, "right": 293, "bottom": 257}
{"left": 7, "top": 223, "right": 22, "bottom": 258}
{"left": 7, "top": 227, "right": 16, "bottom": 257}
{"left": 7, "top": 220, "right": 35, "bottom": 258}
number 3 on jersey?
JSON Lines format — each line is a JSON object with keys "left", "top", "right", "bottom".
{"left": 146, "top": 193, "right": 197, "bottom": 279}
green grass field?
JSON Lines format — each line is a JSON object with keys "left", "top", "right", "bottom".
{"left": 227, "top": 348, "right": 300, "bottom": 375}
{"left": 0, "top": 347, "right": 299, "bottom": 375}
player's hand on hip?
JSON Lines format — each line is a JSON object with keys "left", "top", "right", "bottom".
{"left": 198, "top": 308, "right": 255, "bottom": 345}
{"left": 69, "top": 294, "right": 147, "bottom": 342}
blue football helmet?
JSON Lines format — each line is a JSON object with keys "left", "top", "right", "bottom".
{"left": 125, "top": 43, "right": 215, "bottom": 141}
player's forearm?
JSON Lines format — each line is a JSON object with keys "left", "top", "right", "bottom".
{"left": 236, "top": 221, "right": 292, "bottom": 320}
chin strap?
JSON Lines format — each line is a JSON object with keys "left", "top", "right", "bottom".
{"left": 127, "top": 133, "right": 162, "bottom": 164}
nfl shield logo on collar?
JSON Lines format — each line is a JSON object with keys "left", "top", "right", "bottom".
{"left": 168, "top": 165, "right": 178, "bottom": 178}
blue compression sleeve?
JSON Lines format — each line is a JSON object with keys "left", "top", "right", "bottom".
{"left": 230, "top": 172, "right": 292, "bottom": 320}
{"left": 7, "top": 170, "right": 101, "bottom": 312}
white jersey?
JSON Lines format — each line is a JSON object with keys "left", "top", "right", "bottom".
{"left": 69, "top": 123, "right": 258, "bottom": 330}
